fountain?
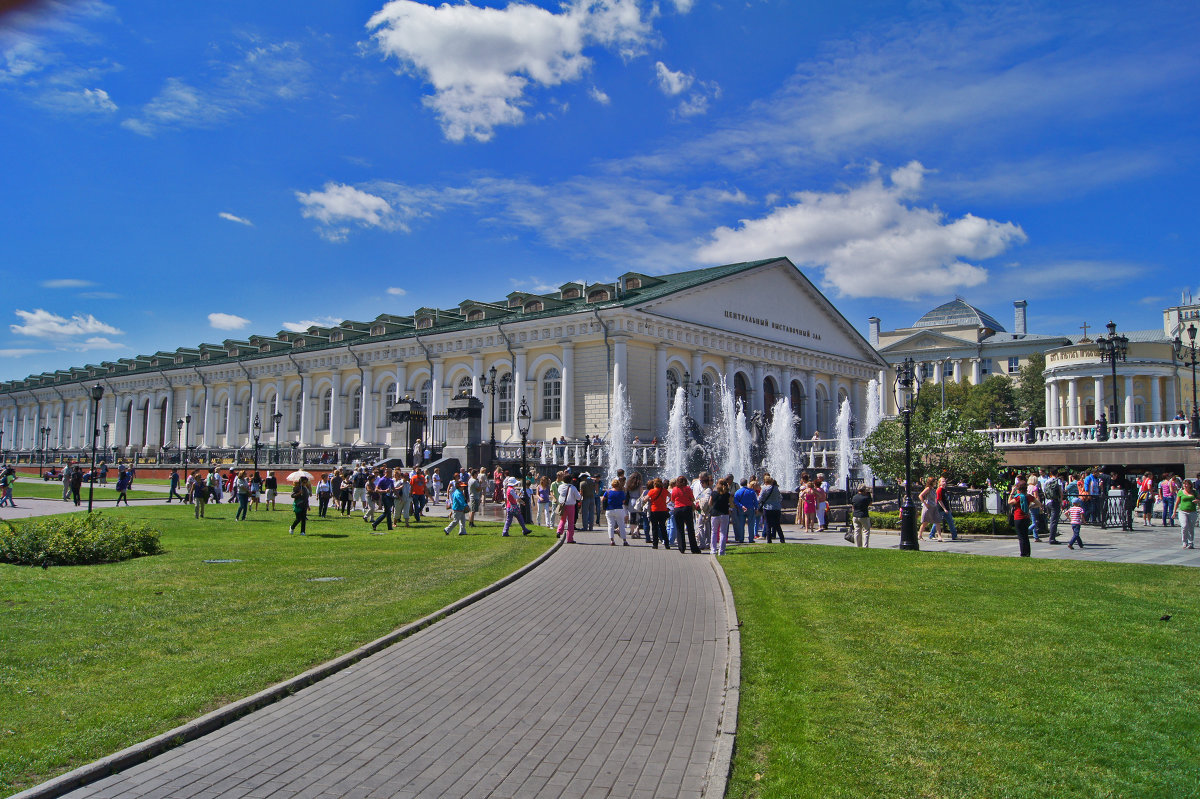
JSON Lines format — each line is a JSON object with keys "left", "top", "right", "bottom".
{"left": 765, "top": 397, "right": 799, "bottom": 491}
{"left": 605, "top": 380, "right": 631, "bottom": 479}
{"left": 835, "top": 396, "right": 853, "bottom": 491}
{"left": 540, "top": 440, "right": 550, "bottom": 465}
{"left": 860, "top": 378, "right": 882, "bottom": 486}
{"left": 665, "top": 386, "right": 688, "bottom": 479}
{"left": 733, "top": 405, "right": 752, "bottom": 481}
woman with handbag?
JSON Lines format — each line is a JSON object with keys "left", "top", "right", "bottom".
{"left": 289, "top": 476, "right": 312, "bottom": 536}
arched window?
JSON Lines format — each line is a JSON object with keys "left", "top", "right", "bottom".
{"left": 524, "top": 300, "right": 544, "bottom": 313}
{"left": 542, "top": 368, "right": 561, "bottom": 420}
{"left": 733, "top": 373, "right": 749, "bottom": 412}
{"left": 321, "top": 390, "right": 332, "bottom": 430}
{"left": 701, "top": 374, "right": 714, "bottom": 426}
{"left": 763, "top": 377, "right": 778, "bottom": 418}
{"left": 588, "top": 289, "right": 610, "bottom": 302}
{"left": 562, "top": 288, "right": 580, "bottom": 300}
{"left": 467, "top": 309, "right": 485, "bottom": 322}
{"left": 292, "top": 393, "right": 302, "bottom": 432}
{"left": 791, "top": 381, "right": 805, "bottom": 437}
{"left": 625, "top": 277, "right": 642, "bottom": 290}
{"left": 351, "top": 392, "right": 362, "bottom": 428}
{"left": 497, "top": 373, "right": 513, "bottom": 423}
{"left": 419, "top": 379, "right": 431, "bottom": 408}
{"left": 386, "top": 382, "right": 399, "bottom": 407}
{"left": 667, "top": 369, "right": 681, "bottom": 401}
{"left": 457, "top": 375, "right": 473, "bottom": 396}
{"left": 415, "top": 316, "right": 433, "bottom": 330}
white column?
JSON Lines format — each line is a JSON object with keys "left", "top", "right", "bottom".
{"left": 691, "top": 351, "right": 704, "bottom": 387}
{"left": 222, "top": 389, "right": 234, "bottom": 447}
{"left": 971, "top": 358, "right": 982, "bottom": 385}
{"left": 562, "top": 342, "right": 575, "bottom": 438}
{"left": 471, "top": 356, "right": 483, "bottom": 399}
{"left": 181, "top": 387, "right": 193, "bottom": 448}
{"left": 360, "top": 365, "right": 374, "bottom": 443}
{"left": 1150, "top": 375, "right": 1162, "bottom": 422}
{"left": 932, "top": 361, "right": 943, "bottom": 384}
{"left": 1067, "top": 378, "right": 1079, "bottom": 426}
{"left": 655, "top": 344, "right": 668, "bottom": 436}
{"left": 1094, "top": 377, "right": 1106, "bottom": 420}
{"left": 55, "top": 399, "right": 66, "bottom": 449}
{"left": 163, "top": 390, "right": 174, "bottom": 449}
{"left": 752, "top": 361, "right": 765, "bottom": 413}
{"left": 329, "top": 371, "right": 342, "bottom": 444}
{"left": 246, "top": 382, "right": 259, "bottom": 448}
{"left": 201, "top": 389, "right": 213, "bottom": 447}
{"left": 511, "top": 350, "right": 526, "bottom": 440}
{"left": 1124, "top": 375, "right": 1134, "bottom": 424}
{"left": 1048, "top": 381, "right": 1060, "bottom": 427}
{"left": 299, "top": 375, "right": 313, "bottom": 446}
{"left": 430, "top": 359, "right": 443, "bottom": 419}
{"left": 804, "top": 371, "right": 816, "bottom": 437}
{"left": 1166, "top": 375, "right": 1178, "bottom": 419}
{"left": 613, "top": 337, "right": 628, "bottom": 393}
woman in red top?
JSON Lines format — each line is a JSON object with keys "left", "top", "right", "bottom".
{"left": 669, "top": 476, "right": 701, "bottom": 554}
{"left": 645, "top": 478, "right": 670, "bottom": 549}
{"left": 1008, "top": 481, "right": 1032, "bottom": 557}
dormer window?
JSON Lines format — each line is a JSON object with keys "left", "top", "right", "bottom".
{"left": 467, "top": 309, "right": 485, "bottom": 322}
{"left": 201, "top": 352, "right": 210, "bottom": 360}
{"left": 508, "top": 297, "right": 523, "bottom": 308}
{"left": 625, "top": 277, "right": 641, "bottom": 290}
{"left": 371, "top": 324, "right": 385, "bottom": 336}
{"left": 174, "top": 356, "right": 183, "bottom": 364}
{"left": 227, "top": 348, "right": 238, "bottom": 357}
{"left": 260, "top": 344, "right": 271, "bottom": 352}
{"left": 562, "top": 288, "right": 580, "bottom": 300}
{"left": 330, "top": 331, "right": 343, "bottom": 342}
{"left": 292, "top": 338, "right": 305, "bottom": 348}
{"left": 588, "top": 289, "right": 610, "bottom": 303}
{"left": 524, "top": 300, "right": 544, "bottom": 313}
{"left": 416, "top": 317, "right": 433, "bottom": 330}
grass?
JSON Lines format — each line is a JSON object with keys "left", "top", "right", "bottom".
{"left": 720, "top": 545, "right": 1200, "bottom": 799}
{"left": 4, "top": 481, "right": 162, "bottom": 502}
{"left": 0, "top": 503, "right": 553, "bottom": 797}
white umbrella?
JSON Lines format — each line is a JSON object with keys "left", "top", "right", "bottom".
{"left": 286, "top": 470, "right": 314, "bottom": 483}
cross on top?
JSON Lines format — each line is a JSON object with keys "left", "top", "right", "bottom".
{"left": 1079, "top": 322, "right": 1091, "bottom": 342}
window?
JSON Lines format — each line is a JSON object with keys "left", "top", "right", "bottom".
{"left": 330, "top": 331, "right": 343, "bottom": 342}
{"left": 386, "top": 382, "right": 399, "bottom": 407}
{"left": 416, "top": 317, "right": 433, "bottom": 330}
{"left": 562, "top": 288, "right": 580, "bottom": 300}
{"left": 980, "top": 358, "right": 993, "bottom": 375}
{"left": 320, "top": 390, "right": 332, "bottom": 430}
{"left": 351, "top": 392, "right": 361, "bottom": 428}
{"left": 701, "top": 374, "right": 714, "bottom": 426}
{"left": 524, "top": 300, "right": 544, "bottom": 313}
{"left": 457, "top": 375, "right": 473, "bottom": 396}
{"left": 542, "top": 368, "right": 561, "bottom": 420}
{"left": 497, "top": 373, "right": 513, "bottom": 423}
{"left": 1007, "top": 357, "right": 1021, "bottom": 374}
{"left": 371, "top": 324, "right": 385, "bottom": 336}
{"left": 467, "top": 309, "right": 485, "bottom": 322}
{"left": 588, "top": 289, "right": 610, "bottom": 302}
{"left": 419, "top": 379, "right": 431, "bottom": 408}
{"left": 509, "top": 297, "right": 523, "bottom": 307}
{"left": 1134, "top": 402, "right": 1146, "bottom": 423}
{"left": 667, "top": 369, "right": 681, "bottom": 406}
{"left": 292, "top": 338, "right": 305, "bottom": 349}
{"left": 293, "top": 395, "right": 302, "bottom": 431}
{"left": 625, "top": 277, "right": 642, "bottom": 290}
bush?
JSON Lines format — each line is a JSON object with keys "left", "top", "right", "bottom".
{"left": 869, "top": 511, "right": 1013, "bottom": 536}
{"left": 0, "top": 513, "right": 163, "bottom": 566}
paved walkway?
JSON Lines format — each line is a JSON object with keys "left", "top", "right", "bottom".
{"left": 51, "top": 534, "right": 734, "bottom": 799}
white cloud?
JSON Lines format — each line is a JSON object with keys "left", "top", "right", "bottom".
{"left": 10, "top": 308, "right": 122, "bottom": 340}
{"left": 78, "top": 336, "right": 122, "bottom": 350}
{"left": 122, "top": 40, "right": 311, "bottom": 136}
{"left": 588, "top": 85, "right": 610, "bottom": 105}
{"left": 654, "top": 61, "right": 692, "bottom": 96}
{"left": 41, "top": 279, "right": 96, "bottom": 288}
{"left": 296, "top": 182, "right": 397, "bottom": 241}
{"left": 208, "top": 312, "right": 251, "bottom": 330}
{"left": 670, "top": 0, "right": 693, "bottom": 10}
{"left": 218, "top": 211, "right": 253, "bottom": 226}
{"left": 36, "top": 86, "right": 116, "bottom": 114}
{"left": 695, "top": 162, "right": 1027, "bottom": 300}
{"left": 386, "top": 286, "right": 407, "bottom": 296}
{"left": 79, "top": 291, "right": 120, "bottom": 299}
{"left": 996, "top": 259, "right": 1143, "bottom": 290}
{"left": 282, "top": 315, "right": 342, "bottom": 333}
{"left": 0, "top": 348, "right": 50, "bottom": 357}
{"left": 367, "top": 0, "right": 652, "bottom": 141}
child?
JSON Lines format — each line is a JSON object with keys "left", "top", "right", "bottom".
{"left": 1066, "top": 497, "right": 1085, "bottom": 549}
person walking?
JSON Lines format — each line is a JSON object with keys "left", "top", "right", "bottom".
{"left": 397, "top": 472, "right": 413, "bottom": 527}
{"left": 536, "top": 476, "right": 553, "bottom": 526}
{"left": 602, "top": 479, "right": 629, "bottom": 546}
{"left": 850, "top": 485, "right": 872, "bottom": 547}
{"left": 411, "top": 469, "right": 427, "bottom": 522}
{"left": 1065, "top": 497, "right": 1086, "bottom": 549}
{"left": 114, "top": 466, "right": 131, "bottom": 506}
{"left": 555, "top": 475, "right": 581, "bottom": 542}
{"left": 1178, "top": 479, "right": 1196, "bottom": 549}
{"left": 234, "top": 471, "right": 251, "bottom": 521}
{"left": 1009, "top": 481, "right": 1033, "bottom": 557}
{"left": 1160, "top": 473, "right": 1178, "bottom": 527}
{"left": 372, "top": 469, "right": 396, "bottom": 531}
{"left": 578, "top": 473, "right": 596, "bottom": 531}
{"left": 264, "top": 471, "right": 278, "bottom": 511}
{"left": 289, "top": 477, "right": 311, "bottom": 535}
{"left": 670, "top": 475, "right": 701, "bottom": 554}
{"left": 710, "top": 478, "right": 732, "bottom": 555}
{"left": 316, "top": 474, "right": 332, "bottom": 517}
{"left": 445, "top": 481, "right": 469, "bottom": 535}
{"left": 192, "top": 471, "right": 209, "bottom": 518}
{"left": 1042, "top": 471, "right": 1063, "bottom": 543}
{"left": 250, "top": 472, "right": 262, "bottom": 511}
{"left": 467, "top": 469, "right": 483, "bottom": 527}
{"left": 167, "top": 468, "right": 182, "bottom": 502}
{"left": 0, "top": 466, "right": 18, "bottom": 507}
{"left": 69, "top": 465, "right": 83, "bottom": 506}
{"left": 503, "top": 476, "right": 534, "bottom": 537}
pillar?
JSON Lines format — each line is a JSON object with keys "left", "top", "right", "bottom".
{"left": 1067, "top": 378, "right": 1079, "bottom": 426}
{"left": 511, "top": 350, "right": 526, "bottom": 440}
{"left": 471, "top": 356, "right": 483, "bottom": 399}
{"left": 360, "top": 365, "right": 374, "bottom": 443}
{"left": 1048, "top": 381, "right": 1060, "bottom": 427}
{"left": 1094, "top": 377, "right": 1106, "bottom": 421}
{"left": 971, "top": 358, "right": 982, "bottom": 385}
{"left": 655, "top": 344, "right": 668, "bottom": 436}
{"left": 299, "top": 375, "right": 313, "bottom": 446}
{"left": 562, "top": 342, "right": 575, "bottom": 439}
{"left": 163, "top": 389, "right": 174, "bottom": 449}
{"left": 752, "top": 361, "right": 765, "bottom": 414}
{"left": 1150, "top": 375, "right": 1162, "bottom": 422}
{"left": 1124, "top": 375, "right": 1134, "bottom": 424}
{"left": 201, "top": 388, "right": 213, "bottom": 448}
{"left": 329, "top": 371, "right": 342, "bottom": 443}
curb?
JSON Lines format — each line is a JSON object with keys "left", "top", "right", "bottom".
{"left": 10, "top": 534, "right": 564, "bottom": 799}
{"left": 702, "top": 556, "right": 741, "bottom": 799}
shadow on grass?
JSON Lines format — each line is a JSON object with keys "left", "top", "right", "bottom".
{"left": 313, "top": 533, "right": 349, "bottom": 538}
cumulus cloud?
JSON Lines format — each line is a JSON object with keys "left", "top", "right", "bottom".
{"left": 10, "top": 308, "right": 122, "bottom": 340}
{"left": 218, "top": 211, "right": 253, "bottom": 226}
{"left": 654, "top": 61, "right": 692, "bottom": 95}
{"left": 296, "top": 182, "right": 398, "bottom": 241}
{"left": 588, "top": 85, "right": 610, "bottom": 104}
{"left": 0, "top": 348, "right": 51, "bottom": 357}
{"left": 282, "top": 315, "right": 342, "bottom": 333}
{"left": 695, "top": 162, "right": 1027, "bottom": 300}
{"left": 36, "top": 86, "right": 116, "bottom": 114}
{"left": 208, "top": 312, "right": 251, "bottom": 330}
{"left": 41, "top": 279, "right": 96, "bottom": 288}
{"left": 386, "top": 286, "right": 407, "bottom": 296}
{"left": 367, "top": 0, "right": 652, "bottom": 141}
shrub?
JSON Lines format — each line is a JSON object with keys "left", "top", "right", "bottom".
{"left": 869, "top": 511, "right": 1013, "bottom": 536}
{"left": 0, "top": 513, "right": 163, "bottom": 566}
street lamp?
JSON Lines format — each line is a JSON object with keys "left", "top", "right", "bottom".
{"left": 176, "top": 417, "right": 186, "bottom": 483}
{"left": 517, "top": 397, "right": 532, "bottom": 521}
{"left": 894, "top": 357, "right": 921, "bottom": 551}
{"left": 252, "top": 413, "right": 261, "bottom": 473}
{"left": 480, "top": 364, "right": 499, "bottom": 468}
{"left": 1174, "top": 323, "right": 1200, "bottom": 439}
{"left": 87, "top": 383, "right": 104, "bottom": 512}
{"left": 272, "top": 410, "right": 283, "bottom": 464}
{"left": 1095, "top": 320, "right": 1129, "bottom": 423}
{"left": 676, "top": 370, "right": 703, "bottom": 417}
{"left": 38, "top": 425, "right": 51, "bottom": 476}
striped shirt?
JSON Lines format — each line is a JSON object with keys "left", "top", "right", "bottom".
{"left": 1066, "top": 505, "right": 1085, "bottom": 525}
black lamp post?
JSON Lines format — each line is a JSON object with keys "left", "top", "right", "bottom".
{"left": 894, "top": 357, "right": 920, "bottom": 551}
{"left": 176, "top": 417, "right": 185, "bottom": 477}
{"left": 87, "top": 383, "right": 104, "bottom": 512}
{"left": 1173, "top": 323, "right": 1200, "bottom": 439}
{"left": 272, "top": 410, "right": 283, "bottom": 464}
{"left": 1095, "top": 320, "right": 1129, "bottom": 424}
{"left": 252, "top": 413, "right": 261, "bottom": 473}
{"left": 38, "top": 425, "right": 51, "bottom": 476}
{"left": 678, "top": 370, "right": 703, "bottom": 418}
{"left": 480, "top": 364, "right": 499, "bottom": 468}
{"left": 0, "top": 428, "right": 5, "bottom": 463}
{"left": 517, "top": 397, "right": 531, "bottom": 521}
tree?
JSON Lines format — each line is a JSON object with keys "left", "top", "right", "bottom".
{"left": 1016, "top": 352, "right": 1047, "bottom": 427}
{"left": 961, "top": 374, "right": 1018, "bottom": 429}
{"left": 860, "top": 408, "right": 1005, "bottom": 488}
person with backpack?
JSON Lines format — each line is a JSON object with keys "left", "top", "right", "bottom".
{"left": 192, "top": 470, "right": 210, "bottom": 518}
{"left": 445, "top": 480, "right": 470, "bottom": 535}
{"left": 289, "top": 476, "right": 311, "bottom": 535}
{"left": 1042, "top": 471, "right": 1064, "bottom": 543}
{"left": 114, "top": 466, "right": 132, "bottom": 506}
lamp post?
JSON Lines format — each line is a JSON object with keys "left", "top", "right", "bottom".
{"left": 38, "top": 425, "right": 51, "bottom": 476}
{"left": 1095, "top": 320, "right": 1129, "bottom": 424}
{"left": 894, "top": 357, "right": 920, "bottom": 551}
{"left": 176, "top": 417, "right": 187, "bottom": 486}
{"left": 252, "top": 413, "right": 261, "bottom": 473}
{"left": 0, "top": 428, "right": 5, "bottom": 463}
{"left": 87, "top": 383, "right": 104, "bottom": 512}
{"left": 677, "top": 370, "right": 703, "bottom": 417}
{"left": 480, "top": 364, "right": 499, "bottom": 468}
{"left": 272, "top": 410, "right": 283, "bottom": 464}
{"left": 1173, "top": 323, "right": 1200, "bottom": 439}
{"left": 517, "top": 397, "right": 531, "bottom": 521}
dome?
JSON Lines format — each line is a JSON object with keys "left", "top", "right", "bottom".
{"left": 912, "top": 299, "right": 1005, "bottom": 331}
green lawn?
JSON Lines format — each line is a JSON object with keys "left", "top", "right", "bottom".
{"left": 0, "top": 504, "right": 553, "bottom": 796}
{"left": 5, "top": 481, "right": 162, "bottom": 502}
{"left": 721, "top": 546, "right": 1200, "bottom": 799}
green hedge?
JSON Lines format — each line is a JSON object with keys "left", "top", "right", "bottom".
{"left": 0, "top": 513, "right": 163, "bottom": 566}
{"left": 869, "top": 511, "right": 1013, "bottom": 536}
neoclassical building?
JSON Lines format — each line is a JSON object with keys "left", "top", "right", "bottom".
{"left": 0, "top": 258, "right": 886, "bottom": 459}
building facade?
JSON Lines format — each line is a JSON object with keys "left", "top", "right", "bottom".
{"left": 0, "top": 258, "right": 886, "bottom": 459}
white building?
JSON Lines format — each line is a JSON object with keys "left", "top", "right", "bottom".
{"left": 0, "top": 258, "right": 886, "bottom": 458}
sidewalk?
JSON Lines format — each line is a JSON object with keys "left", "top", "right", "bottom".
{"left": 47, "top": 532, "right": 735, "bottom": 799}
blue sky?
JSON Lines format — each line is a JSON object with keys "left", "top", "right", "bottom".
{"left": 1, "top": 0, "right": 1197, "bottom": 380}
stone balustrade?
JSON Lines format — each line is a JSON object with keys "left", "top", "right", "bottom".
{"left": 981, "top": 420, "right": 1191, "bottom": 446}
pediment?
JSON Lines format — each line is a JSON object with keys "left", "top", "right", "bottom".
{"left": 879, "top": 329, "right": 974, "bottom": 353}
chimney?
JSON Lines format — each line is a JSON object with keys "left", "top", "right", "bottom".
{"left": 1013, "top": 301, "right": 1027, "bottom": 336}
{"left": 868, "top": 317, "right": 881, "bottom": 347}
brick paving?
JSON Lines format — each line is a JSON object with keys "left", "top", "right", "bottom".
{"left": 54, "top": 534, "right": 732, "bottom": 799}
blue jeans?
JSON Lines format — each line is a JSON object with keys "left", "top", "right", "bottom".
{"left": 941, "top": 510, "right": 958, "bottom": 539}
{"left": 1162, "top": 496, "right": 1176, "bottom": 525}
{"left": 236, "top": 494, "right": 249, "bottom": 520}
{"left": 580, "top": 499, "right": 595, "bottom": 530}
{"left": 730, "top": 504, "right": 745, "bottom": 543}
{"left": 1067, "top": 523, "right": 1083, "bottom": 547}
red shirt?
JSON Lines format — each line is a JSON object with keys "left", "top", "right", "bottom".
{"left": 411, "top": 473, "right": 426, "bottom": 495}
{"left": 670, "top": 485, "right": 695, "bottom": 510}
{"left": 646, "top": 486, "right": 668, "bottom": 513}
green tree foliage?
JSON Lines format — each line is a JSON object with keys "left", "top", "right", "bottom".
{"left": 962, "top": 374, "right": 1019, "bottom": 429}
{"left": 1017, "top": 351, "right": 1047, "bottom": 427}
{"left": 860, "top": 408, "right": 1005, "bottom": 488}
